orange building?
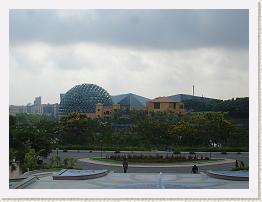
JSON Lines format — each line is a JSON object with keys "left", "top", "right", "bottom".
{"left": 147, "top": 97, "right": 184, "bottom": 114}
{"left": 95, "top": 103, "right": 120, "bottom": 119}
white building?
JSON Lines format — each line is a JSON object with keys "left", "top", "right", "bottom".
{"left": 9, "top": 96, "right": 59, "bottom": 118}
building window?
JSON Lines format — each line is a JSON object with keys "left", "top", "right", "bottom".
{"left": 179, "top": 104, "right": 184, "bottom": 109}
{"left": 97, "top": 109, "right": 100, "bottom": 111}
{"left": 154, "top": 102, "right": 160, "bottom": 109}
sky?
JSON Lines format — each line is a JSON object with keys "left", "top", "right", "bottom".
{"left": 9, "top": 9, "right": 249, "bottom": 105}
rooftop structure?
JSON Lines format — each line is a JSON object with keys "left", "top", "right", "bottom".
{"left": 150, "top": 97, "right": 177, "bottom": 103}
{"left": 111, "top": 93, "right": 149, "bottom": 110}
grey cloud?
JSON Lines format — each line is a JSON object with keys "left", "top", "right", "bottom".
{"left": 10, "top": 43, "right": 248, "bottom": 105}
{"left": 10, "top": 9, "right": 248, "bottom": 50}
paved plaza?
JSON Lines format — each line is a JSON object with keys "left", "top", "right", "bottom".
{"left": 23, "top": 172, "right": 248, "bottom": 189}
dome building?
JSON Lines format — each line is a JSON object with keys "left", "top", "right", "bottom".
{"left": 59, "top": 84, "right": 120, "bottom": 118}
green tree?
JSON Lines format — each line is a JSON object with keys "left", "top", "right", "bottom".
{"left": 23, "top": 147, "right": 38, "bottom": 171}
{"left": 10, "top": 114, "right": 58, "bottom": 164}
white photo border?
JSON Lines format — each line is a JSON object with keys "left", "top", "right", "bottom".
{"left": 0, "top": 0, "right": 259, "bottom": 199}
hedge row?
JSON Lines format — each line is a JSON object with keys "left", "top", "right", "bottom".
{"left": 107, "top": 154, "right": 210, "bottom": 163}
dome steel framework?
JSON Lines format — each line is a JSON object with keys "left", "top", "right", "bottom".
{"left": 59, "top": 84, "right": 113, "bottom": 116}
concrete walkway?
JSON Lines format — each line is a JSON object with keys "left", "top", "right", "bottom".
{"left": 79, "top": 158, "right": 235, "bottom": 168}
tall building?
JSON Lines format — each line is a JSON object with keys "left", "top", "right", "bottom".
{"left": 31, "top": 96, "right": 43, "bottom": 115}
{"left": 53, "top": 103, "right": 59, "bottom": 118}
{"left": 34, "top": 96, "right": 41, "bottom": 106}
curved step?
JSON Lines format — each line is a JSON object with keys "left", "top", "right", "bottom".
{"left": 206, "top": 170, "right": 249, "bottom": 181}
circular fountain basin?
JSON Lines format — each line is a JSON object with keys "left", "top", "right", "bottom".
{"left": 53, "top": 169, "right": 108, "bottom": 180}
{"left": 206, "top": 170, "right": 249, "bottom": 181}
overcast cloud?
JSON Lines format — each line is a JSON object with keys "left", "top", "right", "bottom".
{"left": 9, "top": 10, "right": 249, "bottom": 105}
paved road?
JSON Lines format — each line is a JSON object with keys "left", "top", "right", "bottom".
{"left": 47, "top": 150, "right": 249, "bottom": 173}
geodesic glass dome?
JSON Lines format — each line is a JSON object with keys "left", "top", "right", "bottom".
{"left": 59, "top": 83, "right": 113, "bottom": 116}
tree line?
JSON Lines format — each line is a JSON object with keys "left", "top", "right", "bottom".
{"left": 9, "top": 98, "right": 248, "bottom": 169}
{"left": 183, "top": 97, "right": 248, "bottom": 118}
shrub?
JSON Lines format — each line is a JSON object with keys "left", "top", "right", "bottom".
{"left": 68, "top": 158, "right": 77, "bottom": 166}
{"left": 231, "top": 166, "right": 249, "bottom": 171}
{"left": 221, "top": 151, "right": 227, "bottom": 155}
{"left": 63, "top": 157, "right": 77, "bottom": 166}
{"left": 63, "top": 149, "right": 68, "bottom": 152}
{"left": 173, "top": 151, "right": 181, "bottom": 154}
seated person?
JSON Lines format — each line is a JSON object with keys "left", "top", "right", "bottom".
{"left": 191, "top": 165, "right": 199, "bottom": 174}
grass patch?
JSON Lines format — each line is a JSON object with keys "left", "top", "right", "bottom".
{"left": 91, "top": 157, "right": 121, "bottom": 164}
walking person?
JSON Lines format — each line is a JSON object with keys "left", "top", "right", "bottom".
{"left": 122, "top": 158, "right": 128, "bottom": 173}
{"left": 235, "top": 160, "right": 239, "bottom": 168}
{"left": 191, "top": 165, "right": 198, "bottom": 174}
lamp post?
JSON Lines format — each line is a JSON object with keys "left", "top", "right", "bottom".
{"left": 100, "top": 140, "right": 103, "bottom": 159}
{"left": 56, "top": 148, "right": 59, "bottom": 166}
{"left": 209, "top": 140, "right": 212, "bottom": 160}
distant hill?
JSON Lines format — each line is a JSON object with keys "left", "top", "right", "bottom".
{"left": 167, "top": 94, "right": 248, "bottom": 118}
{"left": 111, "top": 93, "right": 150, "bottom": 109}
{"left": 168, "top": 94, "right": 220, "bottom": 102}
